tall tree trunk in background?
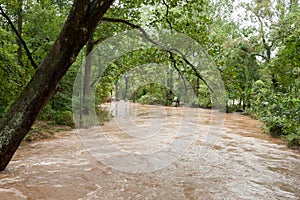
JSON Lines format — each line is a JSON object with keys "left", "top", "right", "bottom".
{"left": 82, "top": 36, "right": 94, "bottom": 117}
{"left": 16, "top": 0, "right": 23, "bottom": 67}
{"left": 195, "top": 77, "right": 200, "bottom": 107}
{"left": 166, "top": 65, "right": 173, "bottom": 105}
{"left": 115, "top": 81, "right": 119, "bottom": 100}
{"left": 125, "top": 75, "right": 129, "bottom": 100}
{"left": 0, "top": 0, "right": 114, "bottom": 171}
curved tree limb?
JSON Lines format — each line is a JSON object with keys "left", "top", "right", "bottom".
{"left": 101, "top": 17, "right": 160, "bottom": 46}
{"left": 0, "top": 5, "right": 38, "bottom": 69}
{"left": 100, "top": 17, "right": 213, "bottom": 92}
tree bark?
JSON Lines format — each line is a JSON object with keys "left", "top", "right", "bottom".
{"left": 0, "top": 0, "right": 114, "bottom": 171}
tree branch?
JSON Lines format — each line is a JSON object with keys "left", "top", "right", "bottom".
{"left": 101, "top": 17, "right": 139, "bottom": 28}
{"left": 168, "top": 52, "right": 188, "bottom": 91}
{"left": 253, "top": 12, "right": 272, "bottom": 62}
{"left": 101, "top": 17, "right": 213, "bottom": 93}
{"left": 162, "top": 0, "right": 179, "bottom": 32}
{"left": 252, "top": 53, "right": 267, "bottom": 60}
{"left": 0, "top": 5, "right": 39, "bottom": 69}
{"left": 0, "top": 65, "right": 11, "bottom": 75}
{"left": 101, "top": 17, "right": 161, "bottom": 46}
{"left": 92, "top": 37, "right": 106, "bottom": 46}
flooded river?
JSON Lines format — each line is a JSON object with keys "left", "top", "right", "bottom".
{"left": 0, "top": 102, "right": 299, "bottom": 199}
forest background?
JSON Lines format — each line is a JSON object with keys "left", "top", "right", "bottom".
{"left": 0, "top": 0, "right": 299, "bottom": 148}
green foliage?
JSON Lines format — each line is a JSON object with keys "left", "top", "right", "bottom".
{"left": 250, "top": 81, "right": 300, "bottom": 147}
{"left": 196, "top": 84, "right": 211, "bottom": 108}
{"left": 285, "top": 134, "right": 300, "bottom": 149}
{"left": 272, "top": 11, "right": 300, "bottom": 94}
{"left": 0, "top": 0, "right": 69, "bottom": 120}
{"left": 135, "top": 83, "right": 175, "bottom": 106}
{"left": 38, "top": 105, "right": 74, "bottom": 127}
{"left": 37, "top": 61, "right": 80, "bottom": 127}
{"left": 51, "top": 110, "right": 73, "bottom": 127}
{"left": 219, "top": 37, "right": 261, "bottom": 111}
{"left": 0, "top": 27, "right": 33, "bottom": 114}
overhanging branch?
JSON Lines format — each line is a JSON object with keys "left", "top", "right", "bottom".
{"left": 100, "top": 17, "right": 213, "bottom": 92}
{"left": 101, "top": 17, "right": 160, "bottom": 46}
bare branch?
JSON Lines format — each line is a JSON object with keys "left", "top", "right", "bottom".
{"left": 101, "top": 17, "right": 139, "bottom": 28}
{"left": 0, "top": 5, "right": 39, "bottom": 69}
{"left": 162, "top": 0, "right": 179, "bottom": 32}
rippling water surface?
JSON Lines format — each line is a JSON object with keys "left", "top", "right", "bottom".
{"left": 0, "top": 102, "right": 299, "bottom": 199}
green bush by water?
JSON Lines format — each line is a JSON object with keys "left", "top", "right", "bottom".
{"left": 250, "top": 80, "right": 300, "bottom": 148}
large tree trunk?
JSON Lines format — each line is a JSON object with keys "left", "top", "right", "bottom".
{"left": 0, "top": 0, "right": 114, "bottom": 171}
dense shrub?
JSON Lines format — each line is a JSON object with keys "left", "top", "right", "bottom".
{"left": 51, "top": 110, "right": 74, "bottom": 127}
{"left": 134, "top": 84, "right": 175, "bottom": 106}
{"left": 38, "top": 105, "right": 74, "bottom": 127}
{"left": 36, "top": 64, "right": 78, "bottom": 127}
{"left": 250, "top": 80, "right": 300, "bottom": 148}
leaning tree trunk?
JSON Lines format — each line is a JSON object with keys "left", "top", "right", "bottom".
{"left": 0, "top": 0, "right": 114, "bottom": 171}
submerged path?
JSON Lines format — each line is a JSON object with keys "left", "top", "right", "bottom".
{"left": 0, "top": 102, "right": 299, "bottom": 199}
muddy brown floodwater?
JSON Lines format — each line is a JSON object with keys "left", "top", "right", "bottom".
{"left": 0, "top": 102, "right": 299, "bottom": 200}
